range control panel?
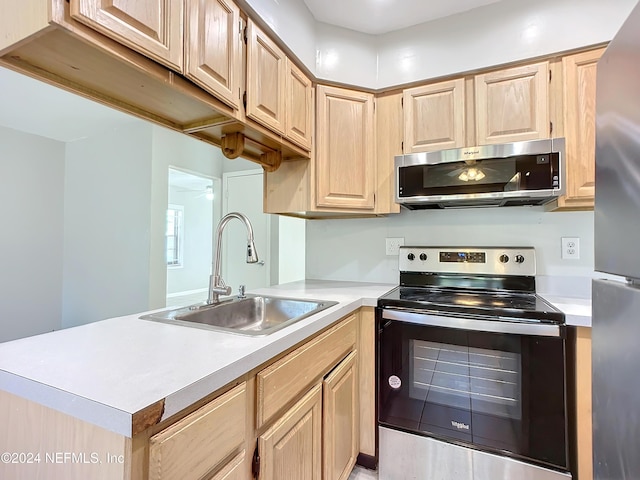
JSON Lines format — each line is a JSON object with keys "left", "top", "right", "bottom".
{"left": 399, "top": 247, "right": 536, "bottom": 276}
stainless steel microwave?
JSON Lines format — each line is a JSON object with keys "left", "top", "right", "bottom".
{"left": 395, "top": 138, "right": 565, "bottom": 209}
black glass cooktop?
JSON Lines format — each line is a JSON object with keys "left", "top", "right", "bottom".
{"left": 378, "top": 286, "right": 565, "bottom": 324}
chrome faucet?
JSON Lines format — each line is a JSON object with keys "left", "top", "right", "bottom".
{"left": 207, "top": 212, "right": 259, "bottom": 304}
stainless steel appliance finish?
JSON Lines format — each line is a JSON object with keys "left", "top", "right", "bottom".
{"left": 377, "top": 246, "right": 569, "bottom": 480}
{"left": 593, "top": 3, "right": 640, "bottom": 478}
{"left": 380, "top": 427, "right": 571, "bottom": 480}
{"left": 395, "top": 138, "right": 565, "bottom": 208}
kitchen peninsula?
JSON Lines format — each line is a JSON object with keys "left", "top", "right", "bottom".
{"left": 0, "top": 280, "right": 590, "bottom": 479}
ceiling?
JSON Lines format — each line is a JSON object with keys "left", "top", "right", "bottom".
{"left": 301, "top": 0, "right": 507, "bottom": 34}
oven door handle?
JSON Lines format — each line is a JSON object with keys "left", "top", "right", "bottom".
{"left": 381, "top": 309, "right": 562, "bottom": 337}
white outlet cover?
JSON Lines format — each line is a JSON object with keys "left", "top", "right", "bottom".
{"left": 561, "top": 237, "right": 580, "bottom": 260}
{"left": 385, "top": 237, "right": 405, "bottom": 256}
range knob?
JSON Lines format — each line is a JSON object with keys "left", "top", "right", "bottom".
{"left": 515, "top": 254, "right": 525, "bottom": 264}
{"left": 419, "top": 253, "right": 427, "bottom": 261}
{"left": 407, "top": 253, "right": 415, "bottom": 261}
{"left": 499, "top": 254, "right": 509, "bottom": 264}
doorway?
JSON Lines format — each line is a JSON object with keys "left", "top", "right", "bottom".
{"left": 166, "top": 168, "right": 219, "bottom": 306}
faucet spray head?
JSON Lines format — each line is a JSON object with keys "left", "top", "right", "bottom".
{"left": 247, "top": 240, "right": 259, "bottom": 263}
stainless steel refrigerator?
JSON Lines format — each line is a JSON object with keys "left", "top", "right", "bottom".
{"left": 593, "top": 1, "right": 640, "bottom": 478}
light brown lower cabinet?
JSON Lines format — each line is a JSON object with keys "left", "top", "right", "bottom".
{"left": 148, "top": 382, "right": 247, "bottom": 480}
{"left": 323, "top": 351, "right": 359, "bottom": 480}
{"left": 258, "top": 383, "right": 323, "bottom": 480}
{"left": 0, "top": 311, "right": 368, "bottom": 480}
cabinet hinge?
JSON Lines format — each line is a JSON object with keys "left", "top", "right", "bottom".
{"left": 243, "top": 26, "right": 248, "bottom": 44}
{"left": 401, "top": 96, "right": 403, "bottom": 107}
{"left": 243, "top": 91, "right": 247, "bottom": 111}
{"left": 550, "top": 121, "right": 553, "bottom": 135}
{"left": 252, "top": 443, "right": 260, "bottom": 479}
{"left": 401, "top": 141, "right": 404, "bottom": 151}
{"left": 549, "top": 69, "right": 552, "bottom": 82}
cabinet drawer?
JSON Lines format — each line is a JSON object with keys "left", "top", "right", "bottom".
{"left": 149, "top": 382, "right": 246, "bottom": 480}
{"left": 208, "top": 450, "right": 246, "bottom": 480}
{"left": 257, "top": 314, "right": 357, "bottom": 428}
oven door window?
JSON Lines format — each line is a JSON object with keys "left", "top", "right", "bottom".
{"left": 378, "top": 318, "right": 567, "bottom": 470}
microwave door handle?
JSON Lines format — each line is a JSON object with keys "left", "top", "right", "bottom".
{"left": 381, "top": 309, "right": 561, "bottom": 337}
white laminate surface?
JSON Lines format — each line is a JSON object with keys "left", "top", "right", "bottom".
{"left": 0, "top": 280, "right": 394, "bottom": 437}
{"left": 0, "top": 280, "right": 592, "bottom": 438}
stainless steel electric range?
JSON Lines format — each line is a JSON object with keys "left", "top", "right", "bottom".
{"left": 376, "top": 247, "right": 570, "bottom": 480}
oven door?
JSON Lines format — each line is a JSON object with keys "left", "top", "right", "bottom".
{"left": 377, "top": 308, "right": 568, "bottom": 471}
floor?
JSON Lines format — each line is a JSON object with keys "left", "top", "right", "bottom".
{"left": 349, "top": 465, "right": 378, "bottom": 480}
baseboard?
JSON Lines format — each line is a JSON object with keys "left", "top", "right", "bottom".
{"left": 356, "top": 453, "right": 377, "bottom": 470}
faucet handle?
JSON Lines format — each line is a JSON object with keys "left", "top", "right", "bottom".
{"left": 238, "top": 285, "right": 246, "bottom": 298}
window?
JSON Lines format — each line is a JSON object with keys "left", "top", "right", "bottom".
{"left": 166, "top": 205, "right": 184, "bottom": 267}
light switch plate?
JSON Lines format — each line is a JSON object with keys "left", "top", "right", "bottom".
{"left": 386, "top": 237, "right": 405, "bottom": 256}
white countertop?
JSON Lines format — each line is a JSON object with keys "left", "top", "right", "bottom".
{"left": 0, "top": 280, "right": 591, "bottom": 438}
{"left": 0, "top": 281, "right": 394, "bottom": 438}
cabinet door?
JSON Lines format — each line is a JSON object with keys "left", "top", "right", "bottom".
{"left": 323, "top": 351, "right": 359, "bottom": 480}
{"left": 70, "top": 0, "right": 183, "bottom": 71}
{"left": 185, "top": 0, "right": 242, "bottom": 110}
{"left": 149, "top": 382, "right": 246, "bottom": 480}
{"left": 286, "top": 59, "right": 313, "bottom": 150}
{"left": 316, "top": 85, "right": 375, "bottom": 209}
{"left": 246, "top": 19, "right": 286, "bottom": 135}
{"left": 259, "top": 384, "right": 322, "bottom": 480}
{"left": 475, "top": 62, "right": 549, "bottom": 145}
{"left": 557, "top": 48, "right": 604, "bottom": 209}
{"left": 403, "top": 79, "right": 466, "bottom": 153}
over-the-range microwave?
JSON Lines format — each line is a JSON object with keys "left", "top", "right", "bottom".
{"left": 395, "top": 138, "right": 565, "bottom": 209}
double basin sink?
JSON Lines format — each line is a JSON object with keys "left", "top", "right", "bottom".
{"left": 141, "top": 295, "right": 337, "bottom": 336}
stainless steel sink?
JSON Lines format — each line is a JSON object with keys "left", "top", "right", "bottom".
{"left": 140, "top": 295, "right": 338, "bottom": 336}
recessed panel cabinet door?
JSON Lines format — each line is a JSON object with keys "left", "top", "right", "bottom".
{"left": 323, "top": 351, "right": 359, "bottom": 480}
{"left": 316, "top": 85, "right": 375, "bottom": 209}
{"left": 556, "top": 48, "right": 604, "bottom": 209}
{"left": 475, "top": 62, "right": 549, "bottom": 145}
{"left": 285, "top": 59, "right": 313, "bottom": 150}
{"left": 403, "top": 79, "right": 466, "bottom": 153}
{"left": 259, "top": 384, "right": 322, "bottom": 480}
{"left": 246, "top": 19, "right": 286, "bottom": 135}
{"left": 185, "top": 0, "right": 241, "bottom": 110}
{"left": 70, "top": 0, "right": 183, "bottom": 71}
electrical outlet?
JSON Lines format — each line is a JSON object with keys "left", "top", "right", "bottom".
{"left": 386, "top": 237, "right": 405, "bottom": 256}
{"left": 561, "top": 237, "right": 580, "bottom": 260}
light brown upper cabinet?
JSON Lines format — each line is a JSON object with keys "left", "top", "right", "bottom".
{"left": 70, "top": 0, "right": 184, "bottom": 71}
{"left": 555, "top": 48, "right": 604, "bottom": 210}
{"left": 316, "top": 85, "right": 375, "bottom": 209}
{"left": 246, "top": 19, "right": 287, "bottom": 135}
{"left": 285, "top": 59, "right": 313, "bottom": 150}
{"left": 246, "top": 20, "right": 313, "bottom": 151}
{"left": 185, "top": 0, "right": 242, "bottom": 111}
{"left": 403, "top": 78, "right": 466, "bottom": 153}
{"left": 475, "top": 62, "right": 550, "bottom": 145}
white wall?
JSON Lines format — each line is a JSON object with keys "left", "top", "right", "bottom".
{"left": 245, "top": 0, "right": 637, "bottom": 89}
{"left": 306, "top": 207, "right": 595, "bottom": 285}
{"left": 148, "top": 126, "right": 225, "bottom": 308}
{"left": 278, "top": 216, "right": 306, "bottom": 284}
{"left": 62, "top": 122, "right": 153, "bottom": 328}
{"left": 0, "top": 127, "right": 65, "bottom": 342}
{"left": 166, "top": 185, "right": 213, "bottom": 295}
